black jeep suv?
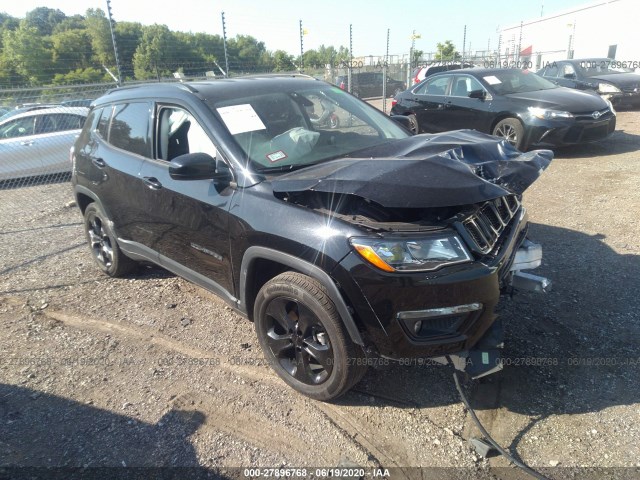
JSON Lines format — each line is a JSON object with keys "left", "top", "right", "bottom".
{"left": 72, "top": 76, "right": 552, "bottom": 400}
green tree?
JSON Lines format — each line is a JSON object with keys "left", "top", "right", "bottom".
{"left": 51, "top": 29, "right": 93, "bottom": 71}
{"left": 52, "top": 15, "right": 87, "bottom": 34}
{"left": 2, "top": 23, "right": 54, "bottom": 84}
{"left": 435, "top": 40, "right": 460, "bottom": 61}
{"left": 228, "top": 35, "right": 269, "bottom": 71}
{"left": 52, "top": 67, "right": 109, "bottom": 85}
{"left": 84, "top": 8, "right": 115, "bottom": 67}
{"left": 412, "top": 49, "right": 424, "bottom": 67}
{"left": 25, "top": 7, "right": 66, "bottom": 36}
{"left": 272, "top": 50, "right": 295, "bottom": 72}
{"left": 133, "top": 24, "right": 173, "bottom": 79}
{"left": 114, "top": 21, "right": 143, "bottom": 78}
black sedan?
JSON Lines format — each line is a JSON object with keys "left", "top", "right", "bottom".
{"left": 391, "top": 68, "right": 616, "bottom": 151}
{"left": 537, "top": 58, "right": 640, "bottom": 109}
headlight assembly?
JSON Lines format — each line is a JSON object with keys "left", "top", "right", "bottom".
{"left": 598, "top": 83, "right": 621, "bottom": 94}
{"left": 350, "top": 233, "right": 472, "bottom": 272}
{"left": 528, "top": 106, "right": 574, "bottom": 120}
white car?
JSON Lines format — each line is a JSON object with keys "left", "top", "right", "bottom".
{"left": 0, "top": 106, "right": 88, "bottom": 182}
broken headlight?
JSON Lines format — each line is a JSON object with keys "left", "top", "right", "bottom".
{"left": 350, "top": 233, "right": 472, "bottom": 272}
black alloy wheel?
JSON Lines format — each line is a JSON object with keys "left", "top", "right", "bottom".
{"left": 83, "top": 203, "right": 135, "bottom": 277}
{"left": 254, "top": 272, "right": 367, "bottom": 401}
{"left": 263, "top": 296, "right": 333, "bottom": 385}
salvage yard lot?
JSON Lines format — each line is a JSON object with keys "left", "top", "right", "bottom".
{"left": 0, "top": 109, "right": 639, "bottom": 478}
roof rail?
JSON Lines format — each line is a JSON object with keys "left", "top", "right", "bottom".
{"left": 105, "top": 81, "right": 200, "bottom": 96}
{"left": 233, "top": 73, "right": 316, "bottom": 80}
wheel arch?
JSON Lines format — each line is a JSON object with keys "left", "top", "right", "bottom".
{"left": 489, "top": 113, "right": 525, "bottom": 135}
{"left": 239, "top": 246, "right": 365, "bottom": 346}
{"left": 75, "top": 185, "right": 112, "bottom": 218}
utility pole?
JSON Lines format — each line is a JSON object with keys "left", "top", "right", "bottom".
{"left": 383, "top": 28, "right": 389, "bottom": 113}
{"left": 221, "top": 12, "right": 229, "bottom": 77}
{"left": 462, "top": 25, "right": 467, "bottom": 63}
{"left": 299, "top": 20, "right": 304, "bottom": 72}
{"left": 348, "top": 24, "right": 353, "bottom": 93}
{"left": 105, "top": 0, "right": 122, "bottom": 86}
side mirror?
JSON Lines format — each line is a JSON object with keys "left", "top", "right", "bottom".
{"left": 390, "top": 115, "right": 415, "bottom": 134}
{"left": 468, "top": 89, "right": 486, "bottom": 99}
{"left": 169, "top": 152, "right": 231, "bottom": 181}
{"left": 564, "top": 73, "right": 576, "bottom": 79}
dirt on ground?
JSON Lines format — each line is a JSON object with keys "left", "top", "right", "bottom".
{"left": 0, "top": 108, "right": 639, "bottom": 480}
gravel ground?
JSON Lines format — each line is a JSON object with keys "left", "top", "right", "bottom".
{"left": 0, "top": 109, "right": 639, "bottom": 480}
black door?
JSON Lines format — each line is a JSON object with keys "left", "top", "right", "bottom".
{"left": 412, "top": 74, "right": 452, "bottom": 132}
{"left": 440, "top": 74, "right": 492, "bottom": 132}
{"left": 137, "top": 104, "right": 235, "bottom": 295}
{"left": 79, "top": 103, "right": 152, "bottom": 241}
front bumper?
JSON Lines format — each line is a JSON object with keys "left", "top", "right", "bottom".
{"left": 333, "top": 208, "right": 548, "bottom": 360}
{"left": 524, "top": 113, "right": 616, "bottom": 149}
{"left": 605, "top": 91, "right": 640, "bottom": 108}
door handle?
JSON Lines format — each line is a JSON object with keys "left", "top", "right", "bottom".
{"left": 20, "top": 140, "right": 34, "bottom": 146}
{"left": 92, "top": 158, "right": 106, "bottom": 168}
{"left": 142, "top": 176, "right": 162, "bottom": 190}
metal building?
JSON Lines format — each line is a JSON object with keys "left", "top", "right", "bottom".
{"left": 498, "top": 0, "right": 637, "bottom": 70}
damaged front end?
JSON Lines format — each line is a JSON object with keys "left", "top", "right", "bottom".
{"left": 271, "top": 131, "right": 553, "bottom": 378}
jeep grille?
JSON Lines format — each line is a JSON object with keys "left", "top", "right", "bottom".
{"left": 459, "top": 196, "right": 520, "bottom": 254}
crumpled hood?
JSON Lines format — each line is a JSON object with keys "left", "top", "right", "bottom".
{"left": 271, "top": 130, "right": 553, "bottom": 208}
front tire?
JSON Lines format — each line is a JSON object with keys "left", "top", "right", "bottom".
{"left": 254, "top": 272, "right": 366, "bottom": 401}
{"left": 492, "top": 118, "right": 525, "bottom": 150}
{"left": 83, "top": 203, "right": 135, "bottom": 277}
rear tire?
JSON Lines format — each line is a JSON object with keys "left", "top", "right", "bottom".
{"left": 492, "top": 118, "right": 525, "bottom": 150}
{"left": 254, "top": 272, "right": 367, "bottom": 401}
{"left": 407, "top": 114, "right": 419, "bottom": 134}
{"left": 83, "top": 203, "right": 136, "bottom": 277}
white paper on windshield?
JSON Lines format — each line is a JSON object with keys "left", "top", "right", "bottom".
{"left": 483, "top": 76, "right": 501, "bottom": 85}
{"left": 216, "top": 104, "right": 266, "bottom": 135}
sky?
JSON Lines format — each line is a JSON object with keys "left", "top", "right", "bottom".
{"left": 2, "top": 0, "right": 592, "bottom": 57}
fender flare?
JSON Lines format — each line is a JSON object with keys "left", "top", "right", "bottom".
{"left": 239, "top": 246, "right": 365, "bottom": 346}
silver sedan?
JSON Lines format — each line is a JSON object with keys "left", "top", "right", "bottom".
{"left": 0, "top": 106, "right": 88, "bottom": 182}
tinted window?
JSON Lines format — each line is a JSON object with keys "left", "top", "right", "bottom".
{"left": 97, "top": 106, "right": 112, "bottom": 139}
{"left": 415, "top": 75, "right": 451, "bottom": 95}
{"left": 109, "top": 102, "right": 151, "bottom": 157}
{"left": 542, "top": 65, "right": 559, "bottom": 77}
{"left": 77, "top": 108, "right": 101, "bottom": 146}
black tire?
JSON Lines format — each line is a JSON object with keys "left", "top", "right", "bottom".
{"left": 407, "top": 114, "right": 419, "bottom": 134}
{"left": 83, "top": 203, "right": 136, "bottom": 277}
{"left": 254, "top": 272, "right": 367, "bottom": 401}
{"left": 492, "top": 118, "right": 525, "bottom": 150}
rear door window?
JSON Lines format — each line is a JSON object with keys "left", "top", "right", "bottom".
{"left": 109, "top": 102, "right": 151, "bottom": 158}
{"left": 97, "top": 106, "right": 112, "bottom": 139}
{"left": 415, "top": 75, "right": 451, "bottom": 95}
